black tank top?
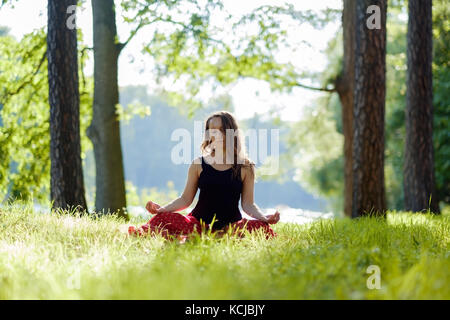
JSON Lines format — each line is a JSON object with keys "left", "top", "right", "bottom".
{"left": 190, "top": 156, "right": 243, "bottom": 230}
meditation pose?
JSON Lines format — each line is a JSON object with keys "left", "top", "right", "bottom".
{"left": 128, "top": 111, "right": 280, "bottom": 240}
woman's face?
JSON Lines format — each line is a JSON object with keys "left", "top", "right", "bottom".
{"left": 208, "top": 117, "right": 226, "bottom": 151}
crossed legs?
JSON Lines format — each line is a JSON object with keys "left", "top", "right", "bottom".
{"left": 128, "top": 212, "right": 277, "bottom": 240}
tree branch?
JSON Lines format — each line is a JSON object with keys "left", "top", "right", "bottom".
{"left": 294, "top": 81, "right": 336, "bottom": 92}
{"left": 118, "top": 21, "right": 147, "bottom": 53}
{"left": 2, "top": 49, "right": 47, "bottom": 102}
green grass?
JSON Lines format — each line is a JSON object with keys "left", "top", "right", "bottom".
{"left": 0, "top": 203, "right": 449, "bottom": 299}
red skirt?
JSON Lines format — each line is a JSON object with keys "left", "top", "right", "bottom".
{"left": 128, "top": 212, "right": 277, "bottom": 240}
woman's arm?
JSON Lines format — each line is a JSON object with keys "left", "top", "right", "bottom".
{"left": 242, "top": 202, "right": 269, "bottom": 222}
{"left": 240, "top": 166, "right": 270, "bottom": 222}
{"left": 156, "top": 159, "right": 200, "bottom": 213}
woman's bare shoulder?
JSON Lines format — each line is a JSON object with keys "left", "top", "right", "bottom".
{"left": 191, "top": 156, "right": 203, "bottom": 176}
{"left": 192, "top": 156, "right": 203, "bottom": 165}
{"left": 240, "top": 162, "right": 255, "bottom": 181}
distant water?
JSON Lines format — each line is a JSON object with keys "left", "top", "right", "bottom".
{"left": 260, "top": 205, "right": 335, "bottom": 225}
{"left": 127, "top": 204, "right": 335, "bottom": 225}
{"left": 3, "top": 203, "right": 334, "bottom": 225}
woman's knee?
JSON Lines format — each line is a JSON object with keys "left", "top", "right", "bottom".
{"left": 149, "top": 212, "right": 198, "bottom": 235}
{"left": 149, "top": 212, "right": 182, "bottom": 224}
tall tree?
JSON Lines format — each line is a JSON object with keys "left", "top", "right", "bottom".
{"left": 352, "top": 0, "right": 387, "bottom": 217}
{"left": 335, "top": 0, "right": 356, "bottom": 216}
{"left": 47, "top": 0, "right": 87, "bottom": 212}
{"left": 87, "top": 0, "right": 127, "bottom": 217}
{"left": 403, "top": 0, "right": 440, "bottom": 213}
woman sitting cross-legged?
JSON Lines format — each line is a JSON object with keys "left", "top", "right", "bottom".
{"left": 128, "top": 111, "right": 280, "bottom": 241}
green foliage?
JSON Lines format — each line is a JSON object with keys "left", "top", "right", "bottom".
{"left": 120, "top": 0, "right": 339, "bottom": 116}
{"left": 2, "top": 1, "right": 446, "bottom": 211}
{"left": 115, "top": 101, "right": 151, "bottom": 125}
{"left": 0, "top": 29, "right": 93, "bottom": 203}
{"left": 0, "top": 30, "right": 50, "bottom": 202}
{"left": 125, "top": 180, "right": 179, "bottom": 209}
{"left": 384, "top": 5, "right": 408, "bottom": 210}
{"left": 0, "top": 206, "right": 448, "bottom": 299}
{"left": 286, "top": 94, "right": 344, "bottom": 213}
{"left": 0, "top": 1, "right": 342, "bottom": 208}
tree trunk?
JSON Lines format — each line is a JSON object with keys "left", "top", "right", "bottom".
{"left": 352, "top": 0, "right": 387, "bottom": 218}
{"left": 88, "top": 0, "right": 127, "bottom": 218}
{"left": 404, "top": 0, "right": 440, "bottom": 214}
{"left": 47, "top": 0, "right": 87, "bottom": 212}
{"left": 335, "top": 0, "right": 356, "bottom": 217}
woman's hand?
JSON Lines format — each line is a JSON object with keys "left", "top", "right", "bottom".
{"left": 145, "top": 200, "right": 162, "bottom": 214}
{"left": 155, "top": 206, "right": 171, "bottom": 214}
{"left": 264, "top": 211, "right": 280, "bottom": 224}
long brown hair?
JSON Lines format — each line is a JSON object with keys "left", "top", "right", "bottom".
{"left": 200, "top": 111, "right": 255, "bottom": 181}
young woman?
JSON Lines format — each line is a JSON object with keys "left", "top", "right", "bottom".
{"left": 128, "top": 111, "right": 280, "bottom": 240}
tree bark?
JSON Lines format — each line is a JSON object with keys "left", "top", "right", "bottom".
{"left": 352, "top": 0, "right": 387, "bottom": 218}
{"left": 88, "top": 0, "right": 127, "bottom": 218}
{"left": 47, "top": 0, "right": 87, "bottom": 212}
{"left": 335, "top": 0, "right": 356, "bottom": 217}
{"left": 404, "top": 0, "right": 440, "bottom": 213}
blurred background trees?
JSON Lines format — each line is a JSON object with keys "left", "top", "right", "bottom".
{"left": 0, "top": 0, "right": 448, "bottom": 217}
